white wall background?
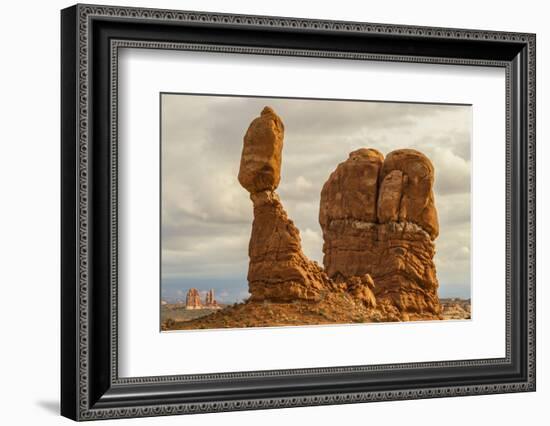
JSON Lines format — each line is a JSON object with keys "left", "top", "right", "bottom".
{"left": 0, "top": 0, "right": 546, "bottom": 424}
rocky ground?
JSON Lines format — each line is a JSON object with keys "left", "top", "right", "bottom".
{"left": 440, "top": 298, "right": 471, "bottom": 320}
{"left": 161, "top": 293, "right": 471, "bottom": 331}
{"left": 161, "top": 304, "right": 225, "bottom": 326}
{"left": 162, "top": 292, "right": 397, "bottom": 330}
{"left": 163, "top": 296, "right": 471, "bottom": 331}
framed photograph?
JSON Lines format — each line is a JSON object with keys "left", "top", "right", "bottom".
{"left": 61, "top": 4, "right": 536, "bottom": 421}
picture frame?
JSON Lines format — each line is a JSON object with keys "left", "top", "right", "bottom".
{"left": 61, "top": 3, "right": 536, "bottom": 421}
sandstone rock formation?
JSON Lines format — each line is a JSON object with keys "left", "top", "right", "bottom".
{"left": 205, "top": 289, "right": 220, "bottom": 308}
{"left": 185, "top": 288, "right": 202, "bottom": 310}
{"left": 239, "top": 107, "right": 331, "bottom": 302}
{"left": 320, "top": 148, "right": 441, "bottom": 319}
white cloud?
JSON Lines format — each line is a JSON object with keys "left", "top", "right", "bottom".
{"left": 432, "top": 147, "right": 471, "bottom": 195}
{"left": 301, "top": 228, "right": 324, "bottom": 264}
{"left": 295, "top": 175, "right": 313, "bottom": 191}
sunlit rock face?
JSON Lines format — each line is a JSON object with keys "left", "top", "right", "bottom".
{"left": 320, "top": 148, "right": 441, "bottom": 320}
{"left": 319, "top": 148, "right": 384, "bottom": 227}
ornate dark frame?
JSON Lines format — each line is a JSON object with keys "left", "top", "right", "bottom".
{"left": 61, "top": 3, "right": 536, "bottom": 421}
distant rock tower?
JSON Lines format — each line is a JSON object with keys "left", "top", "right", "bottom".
{"left": 205, "top": 289, "right": 214, "bottom": 305}
{"left": 185, "top": 288, "right": 202, "bottom": 310}
{"left": 205, "top": 289, "right": 220, "bottom": 308}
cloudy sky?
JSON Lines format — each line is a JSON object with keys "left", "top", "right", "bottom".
{"left": 161, "top": 94, "right": 471, "bottom": 303}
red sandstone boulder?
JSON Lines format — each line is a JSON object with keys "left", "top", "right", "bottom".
{"left": 346, "top": 274, "right": 377, "bottom": 308}
{"left": 238, "top": 106, "right": 284, "bottom": 193}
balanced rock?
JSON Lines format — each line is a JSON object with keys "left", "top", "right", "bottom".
{"left": 320, "top": 148, "right": 441, "bottom": 319}
{"left": 238, "top": 106, "right": 284, "bottom": 193}
{"left": 240, "top": 108, "right": 330, "bottom": 302}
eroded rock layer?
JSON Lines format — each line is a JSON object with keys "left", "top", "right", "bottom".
{"left": 320, "top": 149, "right": 441, "bottom": 319}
